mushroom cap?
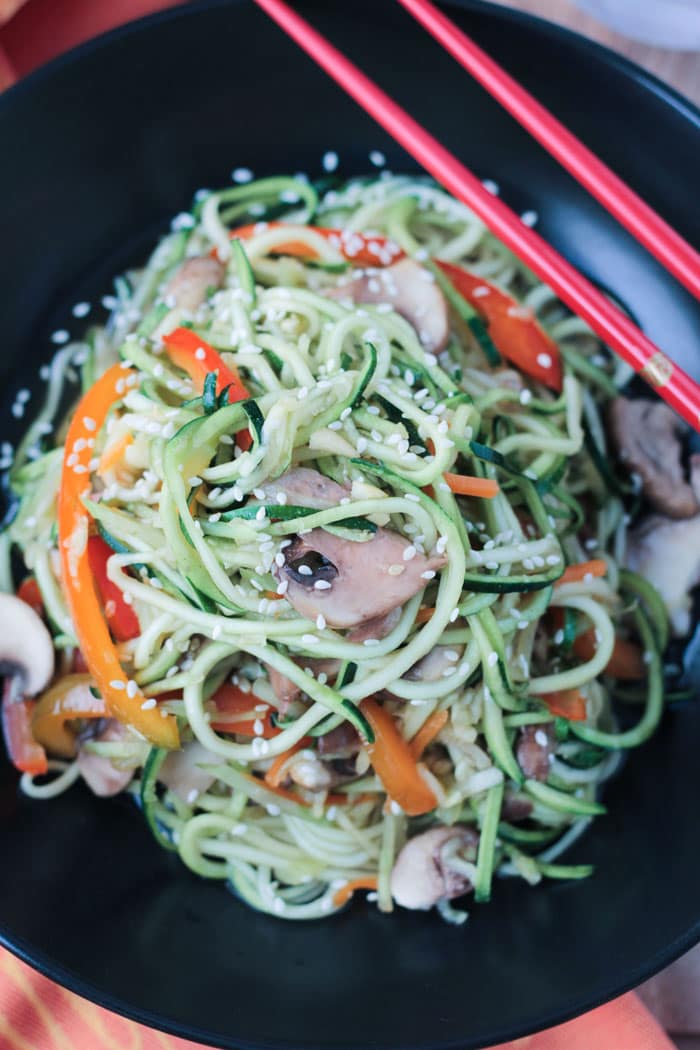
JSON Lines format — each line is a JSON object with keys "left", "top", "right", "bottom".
{"left": 276, "top": 526, "right": 446, "bottom": 628}
{"left": 608, "top": 397, "right": 698, "bottom": 519}
{"left": 328, "top": 258, "right": 450, "bottom": 353}
{"left": 391, "top": 825, "right": 479, "bottom": 911}
{"left": 0, "top": 592, "right": 54, "bottom": 696}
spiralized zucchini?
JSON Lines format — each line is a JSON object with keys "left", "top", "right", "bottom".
{"left": 5, "top": 173, "right": 668, "bottom": 922}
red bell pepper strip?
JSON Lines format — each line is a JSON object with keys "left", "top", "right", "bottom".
{"left": 17, "top": 576, "right": 44, "bottom": 618}
{"left": 435, "top": 261, "right": 562, "bottom": 391}
{"left": 58, "top": 363, "right": 179, "bottom": 749}
{"left": 87, "top": 535, "right": 140, "bottom": 643}
{"left": 231, "top": 222, "right": 403, "bottom": 267}
{"left": 161, "top": 327, "right": 252, "bottom": 450}
{"left": 209, "top": 683, "right": 281, "bottom": 738}
{"left": 1, "top": 680, "right": 47, "bottom": 775}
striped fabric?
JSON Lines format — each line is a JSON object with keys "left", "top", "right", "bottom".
{"left": 0, "top": 947, "right": 674, "bottom": 1050}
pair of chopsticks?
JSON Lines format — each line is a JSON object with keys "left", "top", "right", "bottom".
{"left": 254, "top": 0, "right": 700, "bottom": 432}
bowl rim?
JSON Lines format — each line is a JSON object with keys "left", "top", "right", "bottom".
{"left": 1, "top": 2, "right": 699, "bottom": 1047}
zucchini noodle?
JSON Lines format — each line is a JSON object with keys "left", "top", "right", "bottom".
{"left": 3, "top": 172, "right": 674, "bottom": 923}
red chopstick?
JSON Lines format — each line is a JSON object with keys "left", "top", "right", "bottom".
{"left": 254, "top": 0, "right": 700, "bottom": 432}
{"left": 398, "top": 0, "right": 700, "bottom": 303}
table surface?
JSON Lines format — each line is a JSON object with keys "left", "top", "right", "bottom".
{"left": 493, "top": 0, "right": 700, "bottom": 106}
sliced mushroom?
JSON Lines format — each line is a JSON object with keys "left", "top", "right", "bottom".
{"left": 345, "top": 606, "right": 402, "bottom": 644}
{"left": 404, "top": 644, "right": 463, "bottom": 682}
{"left": 608, "top": 397, "right": 698, "bottom": 518}
{"left": 159, "top": 741, "right": 220, "bottom": 803}
{"left": 276, "top": 528, "right": 446, "bottom": 629}
{"left": 391, "top": 825, "right": 479, "bottom": 911}
{"left": 0, "top": 593, "right": 54, "bottom": 697}
{"left": 328, "top": 258, "right": 449, "bottom": 353}
{"left": 268, "top": 657, "right": 341, "bottom": 711}
{"left": 626, "top": 461, "right": 700, "bottom": 637}
{"left": 162, "top": 255, "right": 225, "bottom": 314}
{"left": 501, "top": 792, "right": 534, "bottom": 823}
{"left": 516, "top": 725, "right": 555, "bottom": 782}
{"left": 317, "top": 722, "right": 361, "bottom": 760}
{"left": 288, "top": 751, "right": 334, "bottom": 792}
{"left": 76, "top": 720, "right": 136, "bottom": 797}
{"left": 259, "top": 467, "right": 348, "bottom": 510}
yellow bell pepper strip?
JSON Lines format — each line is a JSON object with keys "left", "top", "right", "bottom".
{"left": 360, "top": 698, "right": 437, "bottom": 816}
{"left": 161, "top": 327, "right": 252, "bottom": 451}
{"left": 435, "top": 260, "right": 563, "bottom": 391}
{"left": 31, "top": 674, "right": 105, "bottom": 758}
{"left": 58, "top": 363, "right": 180, "bottom": 749}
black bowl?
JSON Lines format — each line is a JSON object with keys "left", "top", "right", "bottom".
{"left": 1, "top": 3, "right": 699, "bottom": 1048}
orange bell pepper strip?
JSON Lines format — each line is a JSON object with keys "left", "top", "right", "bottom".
{"left": 264, "top": 737, "right": 311, "bottom": 788}
{"left": 443, "top": 473, "right": 500, "bottom": 499}
{"left": 1, "top": 681, "right": 47, "bottom": 775}
{"left": 556, "top": 559, "right": 608, "bottom": 586}
{"left": 539, "top": 688, "right": 588, "bottom": 721}
{"left": 435, "top": 260, "right": 562, "bottom": 391}
{"left": 409, "top": 708, "right": 449, "bottom": 760}
{"left": 573, "top": 629, "right": 646, "bottom": 680}
{"left": 161, "top": 327, "right": 252, "bottom": 451}
{"left": 208, "top": 683, "right": 281, "bottom": 738}
{"left": 87, "top": 535, "right": 140, "bottom": 643}
{"left": 31, "top": 674, "right": 105, "bottom": 758}
{"left": 360, "top": 698, "right": 437, "bottom": 816}
{"left": 96, "top": 431, "right": 133, "bottom": 476}
{"left": 58, "top": 363, "right": 179, "bottom": 749}
{"left": 17, "top": 576, "right": 44, "bottom": 618}
{"left": 231, "top": 222, "right": 403, "bottom": 268}
{"left": 332, "top": 876, "right": 378, "bottom": 908}
{"left": 414, "top": 606, "right": 435, "bottom": 625}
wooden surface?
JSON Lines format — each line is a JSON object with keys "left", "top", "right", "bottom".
{"left": 492, "top": 0, "right": 700, "bottom": 105}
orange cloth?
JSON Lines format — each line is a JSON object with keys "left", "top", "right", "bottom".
{"left": 0, "top": 945, "right": 675, "bottom": 1050}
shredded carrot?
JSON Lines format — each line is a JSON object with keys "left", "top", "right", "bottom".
{"left": 443, "top": 473, "right": 500, "bottom": 499}
{"left": 540, "top": 688, "right": 588, "bottom": 721}
{"left": 332, "top": 876, "right": 378, "bottom": 908}
{"left": 97, "top": 432, "right": 133, "bottom": 476}
{"left": 574, "top": 629, "right": 646, "bottom": 680}
{"left": 409, "top": 709, "right": 448, "bottom": 759}
{"left": 361, "top": 698, "right": 437, "bottom": 816}
{"left": 263, "top": 589, "right": 285, "bottom": 601}
{"left": 415, "top": 606, "right": 435, "bottom": 625}
{"left": 557, "top": 559, "right": 608, "bottom": 585}
{"left": 265, "top": 738, "right": 309, "bottom": 788}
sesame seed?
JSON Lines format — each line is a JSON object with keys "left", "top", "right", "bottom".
{"left": 421, "top": 568, "right": 437, "bottom": 580}
{"left": 546, "top": 554, "right": 561, "bottom": 566}
{"left": 388, "top": 564, "right": 405, "bottom": 576}
{"left": 403, "top": 545, "right": 417, "bottom": 561}
{"left": 232, "top": 167, "right": 253, "bottom": 183}
{"left": 141, "top": 698, "right": 157, "bottom": 710}
{"left": 109, "top": 680, "right": 125, "bottom": 690}
{"left": 277, "top": 580, "right": 289, "bottom": 596}
{"left": 369, "top": 150, "right": 385, "bottom": 167}
{"left": 253, "top": 719, "right": 264, "bottom": 736}
{"left": 534, "top": 729, "right": 548, "bottom": 747}
{"left": 194, "top": 347, "right": 206, "bottom": 360}
{"left": 482, "top": 178, "right": 499, "bottom": 195}
{"left": 521, "top": 210, "right": 538, "bottom": 227}
{"left": 316, "top": 614, "right": 326, "bottom": 630}
{"left": 519, "top": 389, "right": 533, "bottom": 405}
{"left": 363, "top": 638, "right": 380, "bottom": 646}
{"left": 322, "top": 150, "right": 339, "bottom": 172}
{"left": 82, "top": 416, "right": 97, "bottom": 431}
{"left": 517, "top": 620, "right": 529, "bottom": 630}
{"left": 537, "top": 352, "right": 553, "bottom": 368}
{"left": 302, "top": 634, "right": 320, "bottom": 645}
{"left": 487, "top": 651, "right": 499, "bottom": 668}
{"left": 72, "top": 301, "right": 91, "bottom": 318}
{"left": 51, "top": 329, "right": 70, "bottom": 344}
{"left": 314, "top": 580, "right": 332, "bottom": 590}
{"left": 126, "top": 679, "right": 138, "bottom": 698}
